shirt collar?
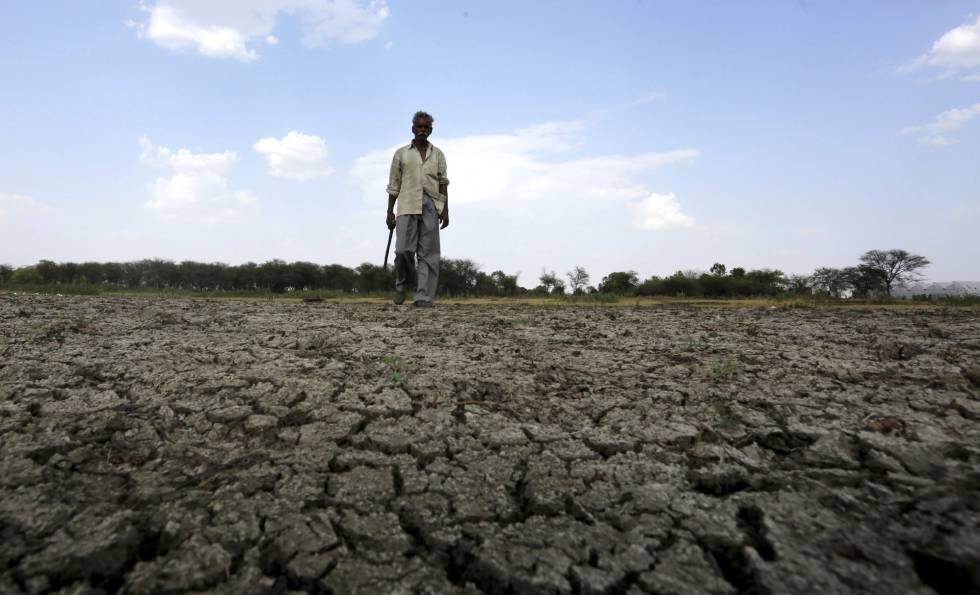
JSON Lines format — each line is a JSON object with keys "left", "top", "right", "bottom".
{"left": 409, "top": 140, "right": 434, "bottom": 152}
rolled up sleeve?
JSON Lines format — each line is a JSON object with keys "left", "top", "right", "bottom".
{"left": 437, "top": 152, "right": 449, "bottom": 187}
{"left": 386, "top": 151, "right": 402, "bottom": 197}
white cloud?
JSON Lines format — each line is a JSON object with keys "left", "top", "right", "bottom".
{"left": 349, "top": 121, "right": 698, "bottom": 230}
{"left": 139, "top": 136, "right": 256, "bottom": 222}
{"left": 631, "top": 193, "right": 694, "bottom": 230}
{"left": 0, "top": 192, "right": 53, "bottom": 223}
{"left": 632, "top": 91, "right": 666, "bottom": 105}
{"left": 903, "top": 102, "right": 980, "bottom": 146}
{"left": 254, "top": 131, "right": 333, "bottom": 181}
{"left": 133, "top": 0, "right": 389, "bottom": 61}
{"left": 921, "top": 135, "right": 958, "bottom": 147}
{"left": 902, "top": 15, "right": 980, "bottom": 77}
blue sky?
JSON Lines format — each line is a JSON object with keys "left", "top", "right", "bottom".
{"left": 2, "top": 1, "right": 978, "bottom": 285}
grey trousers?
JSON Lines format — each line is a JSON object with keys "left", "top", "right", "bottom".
{"left": 394, "top": 193, "right": 441, "bottom": 303}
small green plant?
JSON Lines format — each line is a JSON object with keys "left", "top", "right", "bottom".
{"left": 708, "top": 358, "right": 741, "bottom": 379}
{"left": 382, "top": 355, "right": 409, "bottom": 386}
{"left": 30, "top": 318, "right": 89, "bottom": 342}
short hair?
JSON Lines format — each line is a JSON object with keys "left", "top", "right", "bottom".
{"left": 412, "top": 111, "right": 434, "bottom": 125}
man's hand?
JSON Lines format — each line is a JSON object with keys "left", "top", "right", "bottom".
{"left": 439, "top": 209, "right": 449, "bottom": 229}
{"left": 386, "top": 211, "right": 396, "bottom": 230}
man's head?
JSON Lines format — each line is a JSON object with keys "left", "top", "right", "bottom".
{"left": 412, "top": 111, "right": 434, "bottom": 142}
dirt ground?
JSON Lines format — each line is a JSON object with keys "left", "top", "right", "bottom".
{"left": 1, "top": 294, "right": 978, "bottom": 594}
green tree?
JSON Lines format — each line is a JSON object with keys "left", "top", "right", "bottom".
{"left": 846, "top": 265, "right": 887, "bottom": 298}
{"left": 322, "top": 264, "right": 356, "bottom": 292}
{"left": 810, "top": 267, "right": 851, "bottom": 298}
{"left": 11, "top": 266, "right": 42, "bottom": 285}
{"left": 0, "top": 265, "right": 13, "bottom": 285}
{"left": 786, "top": 274, "right": 812, "bottom": 295}
{"left": 598, "top": 271, "right": 639, "bottom": 294}
{"left": 743, "top": 269, "right": 785, "bottom": 295}
{"left": 636, "top": 276, "right": 664, "bottom": 296}
{"left": 354, "top": 262, "right": 393, "bottom": 293}
{"left": 77, "top": 262, "right": 105, "bottom": 284}
{"left": 291, "top": 261, "right": 321, "bottom": 291}
{"left": 709, "top": 262, "right": 727, "bottom": 276}
{"left": 489, "top": 270, "right": 519, "bottom": 296}
{"left": 103, "top": 262, "right": 124, "bottom": 286}
{"left": 858, "top": 249, "right": 930, "bottom": 296}
{"left": 662, "top": 271, "right": 702, "bottom": 296}
{"left": 538, "top": 270, "right": 566, "bottom": 295}
{"left": 36, "top": 260, "right": 59, "bottom": 284}
{"left": 441, "top": 259, "right": 482, "bottom": 296}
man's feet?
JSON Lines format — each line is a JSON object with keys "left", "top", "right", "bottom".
{"left": 393, "top": 291, "right": 406, "bottom": 305}
{"left": 413, "top": 300, "right": 433, "bottom": 308}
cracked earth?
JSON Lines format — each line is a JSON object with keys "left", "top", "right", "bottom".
{"left": 1, "top": 294, "right": 979, "bottom": 594}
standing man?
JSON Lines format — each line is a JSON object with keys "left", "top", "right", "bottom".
{"left": 386, "top": 111, "right": 450, "bottom": 308}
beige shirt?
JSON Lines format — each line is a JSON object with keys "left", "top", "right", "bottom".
{"left": 387, "top": 142, "right": 449, "bottom": 216}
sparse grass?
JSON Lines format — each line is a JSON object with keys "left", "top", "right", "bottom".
{"left": 3, "top": 284, "right": 976, "bottom": 309}
{"left": 557, "top": 293, "right": 621, "bottom": 304}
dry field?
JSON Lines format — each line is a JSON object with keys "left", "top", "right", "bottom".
{"left": 1, "top": 294, "right": 978, "bottom": 594}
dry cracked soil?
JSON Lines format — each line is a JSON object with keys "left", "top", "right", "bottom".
{"left": 1, "top": 294, "right": 979, "bottom": 595}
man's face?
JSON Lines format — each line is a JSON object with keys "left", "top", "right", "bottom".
{"left": 412, "top": 118, "right": 432, "bottom": 141}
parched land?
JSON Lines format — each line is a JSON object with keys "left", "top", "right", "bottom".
{"left": 1, "top": 294, "right": 978, "bottom": 594}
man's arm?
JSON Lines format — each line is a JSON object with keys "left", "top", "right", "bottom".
{"left": 386, "top": 194, "right": 397, "bottom": 229}
{"left": 438, "top": 152, "right": 449, "bottom": 229}
{"left": 386, "top": 151, "right": 401, "bottom": 229}
{"left": 438, "top": 183, "right": 449, "bottom": 229}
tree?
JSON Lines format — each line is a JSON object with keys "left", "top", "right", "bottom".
{"left": 442, "top": 259, "right": 482, "bottom": 296}
{"left": 846, "top": 265, "right": 887, "bottom": 298}
{"left": 566, "top": 266, "right": 590, "bottom": 295}
{"left": 77, "top": 262, "right": 105, "bottom": 284}
{"left": 489, "top": 270, "right": 519, "bottom": 296}
{"left": 743, "top": 269, "right": 786, "bottom": 295}
{"left": 598, "top": 271, "right": 639, "bottom": 294}
{"left": 36, "top": 260, "right": 59, "bottom": 284}
{"left": 709, "top": 262, "right": 727, "bottom": 276}
{"left": 663, "top": 271, "right": 701, "bottom": 296}
{"left": 538, "top": 270, "right": 566, "bottom": 294}
{"left": 322, "top": 264, "right": 356, "bottom": 292}
{"left": 0, "top": 265, "right": 14, "bottom": 285}
{"left": 354, "top": 262, "right": 393, "bottom": 293}
{"left": 858, "top": 250, "right": 930, "bottom": 296}
{"left": 810, "top": 267, "right": 851, "bottom": 298}
{"left": 786, "top": 274, "right": 812, "bottom": 295}
{"left": 11, "top": 266, "right": 42, "bottom": 285}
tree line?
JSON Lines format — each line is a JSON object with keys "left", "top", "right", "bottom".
{"left": 0, "top": 249, "right": 928, "bottom": 298}
{"left": 0, "top": 258, "right": 520, "bottom": 297}
{"left": 583, "top": 250, "right": 929, "bottom": 298}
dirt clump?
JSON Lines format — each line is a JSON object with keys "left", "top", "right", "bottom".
{"left": 1, "top": 294, "right": 979, "bottom": 593}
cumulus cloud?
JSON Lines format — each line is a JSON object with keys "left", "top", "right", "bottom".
{"left": 254, "top": 131, "right": 333, "bottom": 180}
{"left": 0, "top": 192, "right": 53, "bottom": 223}
{"left": 901, "top": 15, "right": 980, "bottom": 78}
{"left": 139, "top": 136, "right": 256, "bottom": 222}
{"left": 631, "top": 193, "right": 694, "bottom": 230}
{"left": 133, "top": 0, "right": 389, "bottom": 61}
{"left": 902, "top": 102, "right": 980, "bottom": 146}
{"left": 349, "top": 121, "right": 698, "bottom": 229}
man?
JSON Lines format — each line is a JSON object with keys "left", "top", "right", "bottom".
{"left": 386, "top": 111, "right": 450, "bottom": 307}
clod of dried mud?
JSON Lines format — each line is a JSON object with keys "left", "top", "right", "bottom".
{"left": 1, "top": 294, "right": 979, "bottom": 594}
